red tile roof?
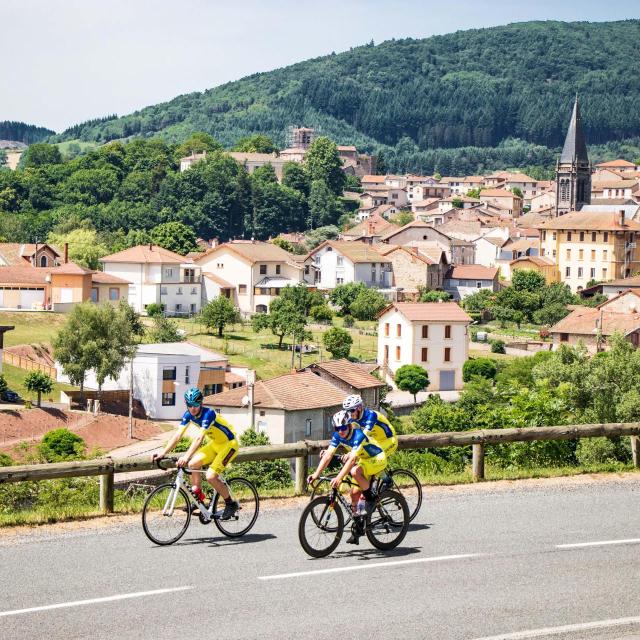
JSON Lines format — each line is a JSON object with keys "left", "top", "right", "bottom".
{"left": 379, "top": 302, "right": 471, "bottom": 322}
{"left": 536, "top": 211, "right": 640, "bottom": 231}
{"left": 101, "top": 245, "right": 186, "bottom": 264}
{"left": 448, "top": 265, "right": 499, "bottom": 280}
{"left": 307, "top": 359, "right": 385, "bottom": 390}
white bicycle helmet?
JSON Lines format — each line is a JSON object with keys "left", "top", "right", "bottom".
{"left": 332, "top": 410, "right": 350, "bottom": 429}
{"left": 343, "top": 394, "right": 363, "bottom": 411}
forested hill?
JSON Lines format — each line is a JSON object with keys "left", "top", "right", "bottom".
{"left": 56, "top": 20, "right": 640, "bottom": 156}
{"left": 0, "top": 121, "right": 55, "bottom": 145}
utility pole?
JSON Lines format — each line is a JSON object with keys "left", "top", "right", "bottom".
{"left": 128, "top": 351, "right": 135, "bottom": 440}
{"left": 291, "top": 332, "right": 296, "bottom": 370}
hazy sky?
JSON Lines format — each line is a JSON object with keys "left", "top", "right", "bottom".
{"left": 1, "top": 0, "right": 637, "bottom": 132}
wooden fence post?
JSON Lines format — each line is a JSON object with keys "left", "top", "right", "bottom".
{"left": 295, "top": 454, "right": 308, "bottom": 495}
{"left": 472, "top": 443, "right": 485, "bottom": 482}
{"left": 99, "top": 471, "right": 114, "bottom": 514}
{"left": 631, "top": 436, "right": 640, "bottom": 469}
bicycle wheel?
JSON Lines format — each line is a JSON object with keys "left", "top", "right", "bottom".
{"left": 366, "top": 489, "right": 409, "bottom": 551}
{"left": 142, "top": 483, "right": 191, "bottom": 546}
{"left": 389, "top": 468, "right": 423, "bottom": 523}
{"left": 298, "top": 496, "right": 344, "bottom": 558}
{"left": 212, "top": 477, "right": 260, "bottom": 538}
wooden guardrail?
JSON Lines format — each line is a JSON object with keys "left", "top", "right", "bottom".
{"left": 0, "top": 424, "right": 639, "bottom": 515}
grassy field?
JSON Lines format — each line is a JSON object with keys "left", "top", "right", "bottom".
{"left": 0, "top": 311, "right": 67, "bottom": 347}
{"left": 1, "top": 362, "right": 76, "bottom": 404}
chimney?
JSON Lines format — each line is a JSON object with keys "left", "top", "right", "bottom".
{"left": 618, "top": 209, "right": 626, "bottom": 226}
{"left": 64, "top": 242, "right": 69, "bottom": 264}
{"left": 368, "top": 220, "right": 375, "bottom": 236}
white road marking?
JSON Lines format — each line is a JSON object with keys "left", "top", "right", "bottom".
{"left": 0, "top": 586, "right": 193, "bottom": 618}
{"left": 258, "top": 553, "right": 482, "bottom": 580}
{"left": 556, "top": 538, "right": 640, "bottom": 549}
{"left": 470, "top": 615, "right": 640, "bottom": 639}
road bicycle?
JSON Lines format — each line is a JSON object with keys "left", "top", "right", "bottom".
{"left": 141, "top": 461, "right": 259, "bottom": 546}
{"left": 298, "top": 476, "right": 409, "bottom": 558}
{"left": 309, "top": 466, "right": 422, "bottom": 523}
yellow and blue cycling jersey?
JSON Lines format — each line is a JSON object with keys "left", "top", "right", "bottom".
{"left": 328, "top": 427, "right": 387, "bottom": 480}
{"left": 179, "top": 407, "right": 236, "bottom": 445}
{"left": 351, "top": 408, "right": 397, "bottom": 456}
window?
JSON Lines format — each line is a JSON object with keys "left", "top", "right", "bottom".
{"left": 384, "top": 323, "right": 389, "bottom": 337}
{"left": 591, "top": 232, "right": 597, "bottom": 242}
{"left": 603, "top": 250, "right": 608, "bottom": 260}
{"left": 304, "top": 265, "right": 309, "bottom": 275}
{"left": 336, "top": 277, "right": 344, "bottom": 285}
{"left": 541, "top": 248, "right": 545, "bottom": 256}
{"left": 275, "top": 264, "right": 281, "bottom": 275}
{"left": 560, "top": 333, "right": 569, "bottom": 342}
{"left": 109, "top": 288, "right": 120, "bottom": 301}
{"left": 421, "top": 347, "right": 428, "bottom": 362}
{"left": 476, "top": 281, "right": 482, "bottom": 289}
{"left": 553, "top": 250, "right": 557, "bottom": 258}
{"left": 160, "top": 286, "right": 167, "bottom": 295}
{"left": 566, "top": 249, "right": 571, "bottom": 259}
{"left": 541, "top": 231, "right": 546, "bottom": 241}
{"left": 239, "top": 284, "right": 247, "bottom": 294}
{"left": 577, "top": 267, "right": 583, "bottom": 278}
{"left": 579, "top": 232, "right": 585, "bottom": 242}
{"left": 259, "top": 264, "right": 267, "bottom": 275}
{"left": 396, "top": 324, "right": 401, "bottom": 337}
{"left": 444, "top": 347, "right": 451, "bottom": 362}
{"left": 603, "top": 267, "right": 608, "bottom": 278}
{"left": 578, "top": 249, "right": 584, "bottom": 260}
{"left": 203, "top": 384, "right": 222, "bottom": 396}
{"left": 421, "top": 325, "right": 428, "bottom": 339}
{"left": 190, "top": 303, "right": 196, "bottom": 313}
{"left": 184, "top": 268, "right": 196, "bottom": 283}
{"left": 444, "top": 325, "right": 451, "bottom": 339}
{"left": 567, "top": 232, "right": 572, "bottom": 241}
{"left": 604, "top": 232, "right": 609, "bottom": 242}
{"left": 90, "top": 287, "right": 99, "bottom": 302}
{"left": 165, "top": 268, "right": 173, "bottom": 278}
{"left": 395, "top": 346, "right": 401, "bottom": 361}
{"left": 162, "top": 368, "right": 176, "bottom": 381}
{"left": 216, "top": 262, "right": 223, "bottom": 269}
{"left": 162, "top": 393, "right": 176, "bottom": 406}
{"left": 191, "top": 287, "right": 197, "bottom": 295}
{"left": 185, "top": 366, "right": 190, "bottom": 384}
{"left": 384, "top": 344, "right": 389, "bottom": 362}
{"left": 305, "top": 419, "right": 312, "bottom": 437}
{"left": 40, "top": 255, "right": 48, "bottom": 267}
{"left": 176, "top": 287, "right": 183, "bottom": 295}
{"left": 337, "top": 256, "right": 343, "bottom": 266}
{"left": 590, "top": 268, "right": 596, "bottom": 278}
{"left": 566, "top": 267, "right": 571, "bottom": 277}
{"left": 552, "top": 232, "right": 556, "bottom": 240}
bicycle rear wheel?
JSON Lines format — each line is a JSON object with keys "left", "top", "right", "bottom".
{"left": 366, "top": 489, "right": 409, "bottom": 551}
{"left": 213, "top": 477, "right": 260, "bottom": 538}
{"left": 142, "top": 483, "right": 191, "bottom": 546}
{"left": 389, "top": 468, "right": 422, "bottom": 523}
{"left": 298, "top": 496, "right": 344, "bottom": 558}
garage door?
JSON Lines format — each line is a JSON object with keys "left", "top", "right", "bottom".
{"left": 439, "top": 370, "right": 456, "bottom": 391}
{"left": 19, "top": 289, "right": 45, "bottom": 309}
{"left": 60, "top": 288, "right": 73, "bottom": 303}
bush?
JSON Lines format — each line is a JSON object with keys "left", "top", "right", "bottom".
{"left": 309, "top": 304, "right": 333, "bottom": 323}
{"left": 230, "top": 429, "right": 292, "bottom": 490}
{"left": 0, "top": 452, "right": 13, "bottom": 466}
{"left": 342, "top": 314, "right": 355, "bottom": 328}
{"left": 490, "top": 339, "right": 506, "bottom": 354}
{"left": 576, "top": 437, "right": 630, "bottom": 466}
{"left": 146, "top": 303, "right": 163, "bottom": 317}
{"left": 323, "top": 326, "right": 353, "bottom": 359}
{"left": 463, "top": 358, "right": 498, "bottom": 382}
{"left": 38, "top": 428, "right": 86, "bottom": 462}
{"left": 173, "top": 436, "right": 191, "bottom": 453}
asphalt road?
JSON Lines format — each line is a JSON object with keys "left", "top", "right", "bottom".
{"left": 1, "top": 476, "right": 640, "bottom": 640}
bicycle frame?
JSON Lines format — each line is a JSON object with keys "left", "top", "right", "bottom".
{"left": 162, "top": 467, "right": 230, "bottom": 521}
{"left": 316, "top": 474, "right": 382, "bottom": 528}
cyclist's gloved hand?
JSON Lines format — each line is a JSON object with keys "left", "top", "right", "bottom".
{"left": 177, "top": 456, "right": 189, "bottom": 468}
{"left": 152, "top": 453, "right": 164, "bottom": 466}
{"left": 330, "top": 476, "right": 342, "bottom": 489}
{"left": 306, "top": 474, "right": 316, "bottom": 485}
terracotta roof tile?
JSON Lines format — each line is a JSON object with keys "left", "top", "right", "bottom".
{"left": 101, "top": 245, "right": 186, "bottom": 264}
{"left": 536, "top": 211, "right": 640, "bottom": 231}
{"left": 0, "top": 266, "right": 48, "bottom": 285}
{"left": 480, "top": 189, "right": 520, "bottom": 198}
{"left": 203, "top": 273, "right": 234, "bottom": 288}
{"left": 197, "top": 241, "right": 294, "bottom": 264}
{"left": 448, "top": 265, "right": 499, "bottom": 280}
{"left": 91, "top": 271, "right": 131, "bottom": 285}
{"left": 596, "top": 159, "right": 636, "bottom": 168}
{"left": 309, "top": 240, "right": 391, "bottom": 263}
{"left": 550, "top": 306, "right": 640, "bottom": 336}
{"left": 379, "top": 302, "right": 471, "bottom": 322}
{"left": 307, "top": 359, "right": 385, "bottom": 390}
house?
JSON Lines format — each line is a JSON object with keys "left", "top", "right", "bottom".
{"left": 337, "top": 145, "right": 376, "bottom": 177}
{"left": 377, "top": 302, "right": 471, "bottom": 392}
{"left": 591, "top": 179, "right": 638, "bottom": 202}
{"left": 479, "top": 189, "right": 523, "bottom": 217}
{"left": 375, "top": 245, "right": 448, "bottom": 293}
{"left": 227, "top": 152, "right": 291, "bottom": 181}
{"left": 438, "top": 196, "right": 481, "bottom": 211}
{"left": 341, "top": 213, "right": 395, "bottom": 243}
{"left": 594, "top": 159, "right": 639, "bottom": 174}
{"left": 408, "top": 183, "right": 451, "bottom": 202}
{"left": 549, "top": 290, "right": 640, "bottom": 353}
{"left": 195, "top": 240, "right": 305, "bottom": 314}
{"left": 303, "top": 359, "right": 386, "bottom": 408}
{"left": 359, "top": 186, "right": 408, "bottom": 209}
{"left": 529, "top": 189, "right": 557, "bottom": 212}
{"left": 581, "top": 275, "right": 640, "bottom": 300}
{"left": 502, "top": 173, "right": 538, "bottom": 200}
{"left": 474, "top": 236, "right": 508, "bottom": 269}
{"left": 307, "top": 240, "right": 392, "bottom": 289}
{"left": 179, "top": 152, "right": 207, "bottom": 172}
{"left": 411, "top": 197, "right": 441, "bottom": 216}
{"left": 537, "top": 210, "right": 640, "bottom": 291}
{"left": 205, "top": 371, "right": 347, "bottom": 444}
{"left": 0, "top": 242, "right": 62, "bottom": 268}
{"left": 101, "top": 244, "right": 201, "bottom": 316}
{"left": 509, "top": 256, "right": 558, "bottom": 284}
{"left": 56, "top": 342, "right": 243, "bottom": 420}
{"left": 444, "top": 265, "right": 500, "bottom": 300}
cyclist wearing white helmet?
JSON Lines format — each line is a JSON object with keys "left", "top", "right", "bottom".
{"left": 307, "top": 408, "right": 387, "bottom": 544}
{"left": 343, "top": 394, "right": 398, "bottom": 458}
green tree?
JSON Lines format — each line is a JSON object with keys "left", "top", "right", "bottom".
{"left": 145, "top": 303, "right": 164, "bottom": 318}
{"left": 350, "top": 287, "right": 387, "bottom": 320}
{"left": 201, "top": 296, "right": 239, "bottom": 337}
{"left": 395, "top": 365, "right": 429, "bottom": 403}
{"left": 490, "top": 339, "right": 506, "bottom": 354}
{"left": 463, "top": 358, "right": 498, "bottom": 382}
{"left": 22, "top": 143, "right": 62, "bottom": 168}
{"left": 418, "top": 288, "right": 451, "bottom": 302}
{"left": 38, "top": 428, "right": 86, "bottom": 462}
{"left": 175, "top": 132, "right": 222, "bottom": 159}
{"left": 511, "top": 187, "right": 524, "bottom": 199}
{"left": 308, "top": 179, "right": 342, "bottom": 228}
{"left": 305, "top": 137, "right": 345, "bottom": 195}
{"left": 329, "top": 282, "right": 366, "bottom": 315}
{"left": 148, "top": 315, "right": 184, "bottom": 343}
{"left": 282, "top": 161, "right": 310, "bottom": 197}
{"left": 533, "top": 303, "right": 570, "bottom": 326}
{"left": 233, "top": 134, "right": 277, "bottom": 153}
{"left": 511, "top": 269, "right": 546, "bottom": 293}
{"left": 462, "top": 288, "right": 495, "bottom": 312}
{"left": 48, "top": 228, "right": 110, "bottom": 270}
{"left": 230, "top": 429, "right": 292, "bottom": 489}
{"left": 24, "top": 371, "right": 54, "bottom": 407}
{"left": 251, "top": 297, "right": 308, "bottom": 348}
{"left": 323, "top": 326, "right": 353, "bottom": 359}
{"left": 118, "top": 300, "right": 145, "bottom": 340}
{"left": 309, "top": 303, "right": 333, "bottom": 323}
{"left": 389, "top": 211, "right": 413, "bottom": 226}
{"left": 305, "top": 225, "right": 339, "bottom": 250}
{"left": 451, "top": 197, "right": 464, "bottom": 209}
{"left": 150, "top": 221, "right": 198, "bottom": 255}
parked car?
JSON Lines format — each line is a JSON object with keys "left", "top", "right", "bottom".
{"left": 1, "top": 389, "right": 21, "bottom": 403}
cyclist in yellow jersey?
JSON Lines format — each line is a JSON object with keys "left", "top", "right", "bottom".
{"left": 153, "top": 387, "right": 240, "bottom": 520}
{"left": 343, "top": 394, "right": 397, "bottom": 456}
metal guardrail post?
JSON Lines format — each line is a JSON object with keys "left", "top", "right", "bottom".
{"left": 472, "top": 443, "right": 485, "bottom": 481}
{"left": 99, "top": 470, "right": 114, "bottom": 514}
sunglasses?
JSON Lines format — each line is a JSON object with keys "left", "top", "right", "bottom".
{"left": 335, "top": 423, "right": 350, "bottom": 431}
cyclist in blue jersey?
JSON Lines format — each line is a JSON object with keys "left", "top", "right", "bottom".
{"left": 307, "top": 410, "right": 387, "bottom": 544}
{"left": 153, "top": 387, "right": 240, "bottom": 520}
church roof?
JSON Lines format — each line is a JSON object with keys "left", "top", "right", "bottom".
{"left": 560, "top": 97, "right": 589, "bottom": 165}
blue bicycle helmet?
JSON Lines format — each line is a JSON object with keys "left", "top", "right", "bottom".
{"left": 184, "top": 387, "right": 203, "bottom": 407}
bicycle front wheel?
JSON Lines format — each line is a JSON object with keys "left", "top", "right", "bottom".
{"left": 142, "top": 483, "right": 191, "bottom": 546}
{"left": 389, "top": 468, "right": 423, "bottom": 522}
{"left": 366, "top": 489, "right": 409, "bottom": 551}
{"left": 309, "top": 477, "right": 352, "bottom": 531}
{"left": 213, "top": 477, "right": 260, "bottom": 538}
{"left": 298, "top": 496, "right": 344, "bottom": 558}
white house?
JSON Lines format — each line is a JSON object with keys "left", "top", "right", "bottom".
{"left": 56, "top": 342, "right": 240, "bottom": 420}
{"left": 195, "top": 241, "right": 306, "bottom": 314}
{"left": 306, "top": 240, "right": 392, "bottom": 289}
{"left": 100, "top": 244, "right": 202, "bottom": 316}
{"left": 205, "top": 371, "right": 347, "bottom": 444}
{"left": 444, "top": 265, "right": 500, "bottom": 300}
{"left": 377, "top": 302, "right": 471, "bottom": 391}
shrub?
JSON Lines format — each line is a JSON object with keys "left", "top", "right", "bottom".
{"left": 309, "top": 304, "right": 333, "bottom": 323}
{"left": 173, "top": 437, "right": 191, "bottom": 453}
{"left": 323, "top": 326, "right": 353, "bottom": 359}
{"left": 463, "top": 358, "right": 498, "bottom": 382}
{"left": 146, "top": 303, "right": 163, "bottom": 317}
{"left": 342, "top": 314, "right": 355, "bottom": 328}
{"left": 490, "top": 339, "right": 506, "bottom": 354}
{"left": 0, "top": 452, "right": 13, "bottom": 467}
{"left": 395, "top": 364, "right": 429, "bottom": 403}
{"left": 38, "top": 428, "right": 86, "bottom": 462}
{"left": 576, "top": 437, "right": 630, "bottom": 466}
{"left": 0, "top": 374, "right": 7, "bottom": 395}
{"left": 469, "top": 326, "right": 479, "bottom": 342}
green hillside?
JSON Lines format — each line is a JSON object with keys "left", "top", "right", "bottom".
{"left": 56, "top": 19, "right": 640, "bottom": 166}
{"left": 0, "top": 121, "right": 55, "bottom": 144}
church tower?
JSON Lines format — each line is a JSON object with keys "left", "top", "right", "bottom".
{"left": 555, "top": 96, "right": 591, "bottom": 216}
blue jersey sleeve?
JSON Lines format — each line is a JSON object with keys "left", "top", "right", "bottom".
{"left": 179, "top": 411, "right": 191, "bottom": 427}
{"left": 360, "top": 409, "right": 377, "bottom": 430}
{"left": 200, "top": 408, "right": 216, "bottom": 430}
{"left": 328, "top": 432, "right": 341, "bottom": 449}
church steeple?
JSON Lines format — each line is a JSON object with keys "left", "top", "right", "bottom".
{"left": 555, "top": 95, "right": 591, "bottom": 216}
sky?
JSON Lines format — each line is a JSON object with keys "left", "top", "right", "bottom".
{"left": 1, "top": 0, "right": 638, "bottom": 133}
